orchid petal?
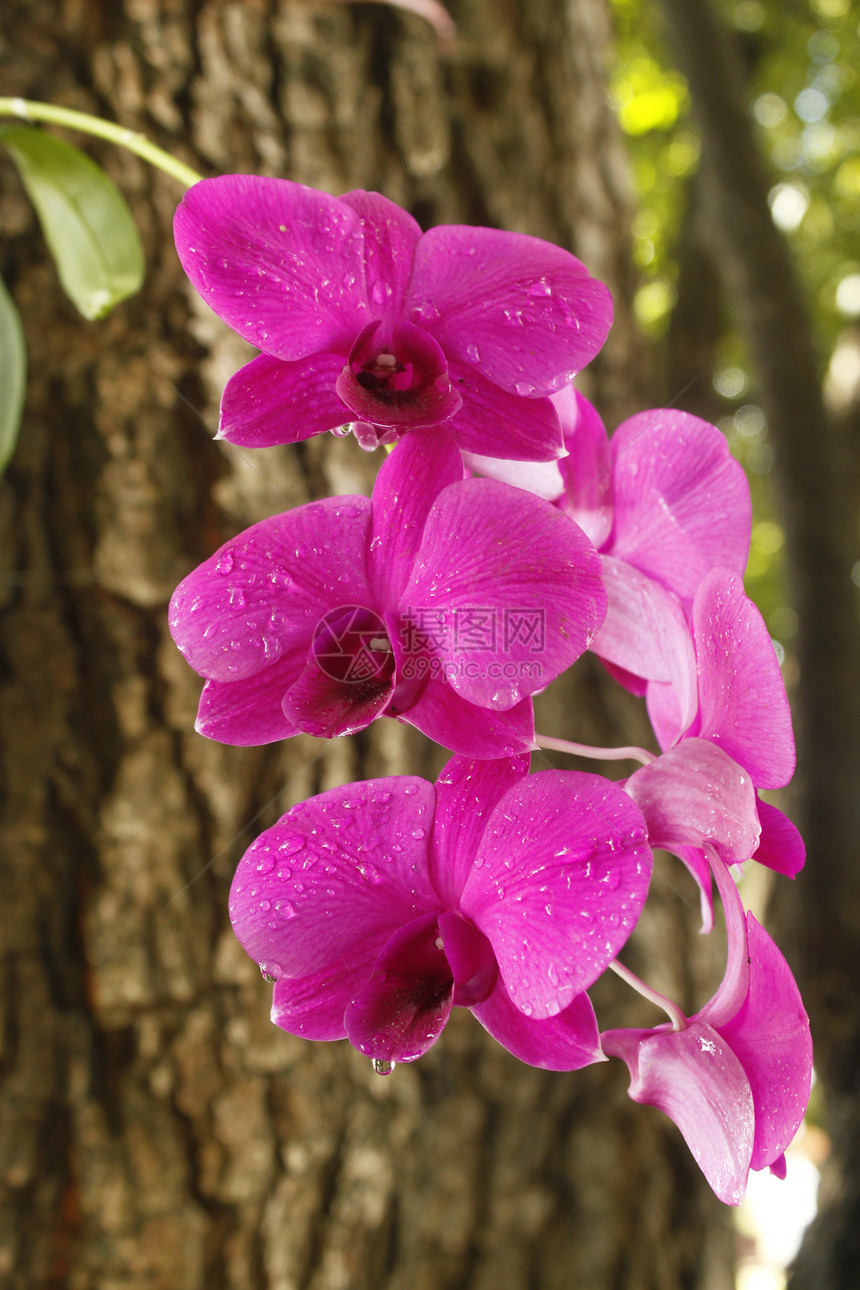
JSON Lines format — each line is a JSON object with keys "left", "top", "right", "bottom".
{"left": 344, "top": 913, "right": 453, "bottom": 1064}
{"left": 405, "top": 225, "right": 613, "bottom": 394}
{"left": 462, "top": 771, "right": 652, "bottom": 1018}
{"left": 399, "top": 679, "right": 536, "bottom": 756}
{"left": 461, "top": 451, "right": 565, "bottom": 502}
{"left": 555, "top": 388, "right": 614, "bottom": 548}
{"left": 430, "top": 754, "right": 531, "bottom": 907}
{"left": 403, "top": 479, "right": 606, "bottom": 709}
{"left": 219, "top": 352, "right": 348, "bottom": 447}
{"left": 694, "top": 569, "right": 796, "bottom": 789}
{"left": 228, "top": 777, "right": 438, "bottom": 978}
{"left": 444, "top": 363, "right": 564, "bottom": 461}
{"left": 168, "top": 498, "right": 372, "bottom": 683}
{"left": 720, "top": 915, "right": 812, "bottom": 1171}
{"left": 646, "top": 676, "right": 699, "bottom": 751}
{"left": 592, "top": 558, "right": 697, "bottom": 706}
{"left": 752, "top": 801, "right": 806, "bottom": 878}
{"left": 608, "top": 411, "right": 751, "bottom": 603}
{"left": 472, "top": 980, "right": 605, "bottom": 1071}
{"left": 700, "top": 854, "right": 750, "bottom": 1029}
{"left": 270, "top": 955, "right": 383, "bottom": 1041}
{"left": 174, "top": 176, "right": 369, "bottom": 358}
{"left": 672, "top": 845, "right": 715, "bottom": 934}
{"left": 625, "top": 739, "right": 761, "bottom": 866}
{"left": 599, "top": 657, "right": 649, "bottom": 698}
{"left": 437, "top": 912, "right": 499, "bottom": 1005}
{"left": 280, "top": 649, "right": 395, "bottom": 738}
{"left": 368, "top": 428, "right": 463, "bottom": 607}
{"left": 196, "top": 651, "right": 309, "bottom": 746}
{"left": 339, "top": 189, "right": 422, "bottom": 324}
{"left": 602, "top": 1022, "right": 754, "bottom": 1205}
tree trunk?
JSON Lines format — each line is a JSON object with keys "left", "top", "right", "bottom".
{"left": 0, "top": 2, "right": 734, "bottom": 1287}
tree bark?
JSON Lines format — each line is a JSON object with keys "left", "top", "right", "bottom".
{"left": 0, "top": 2, "right": 733, "bottom": 1287}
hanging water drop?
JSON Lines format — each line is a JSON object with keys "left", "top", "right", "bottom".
{"left": 372, "top": 1058, "right": 395, "bottom": 1076}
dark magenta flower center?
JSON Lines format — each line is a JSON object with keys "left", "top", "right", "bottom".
{"left": 343, "top": 911, "right": 500, "bottom": 1065}
{"left": 310, "top": 605, "right": 395, "bottom": 687}
{"left": 335, "top": 319, "right": 463, "bottom": 435}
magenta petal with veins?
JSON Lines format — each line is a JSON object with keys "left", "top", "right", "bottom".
{"left": 174, "top": 176, "right": 611, "bottom": 459}
{"left": 169, "top": 429, "right": 606, "bottom": 756}
{"left": 229, "top": 754, "right": 650, "bottom": 1068}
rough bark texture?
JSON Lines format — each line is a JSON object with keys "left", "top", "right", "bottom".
{"left": 0, "top": 2, "right": 734, "bottom": 1287}
{"left": 657, "top": 2, "right": 860, "bottom": 1285}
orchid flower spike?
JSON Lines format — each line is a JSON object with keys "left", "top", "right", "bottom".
{"left": 174, "top": 177, "right": 612, "bottom": 460}
{"left": 229, "top": 754, "right": 653, "bottom": 1069}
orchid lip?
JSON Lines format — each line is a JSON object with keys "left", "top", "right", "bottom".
{"left": 335, "top": 319, "right": 463, "bottom": 429}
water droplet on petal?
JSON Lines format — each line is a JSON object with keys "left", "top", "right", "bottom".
{"left": 372, "top": 1058, "right": 395, "bottom": 1076}
{"left": 216, "top": 550, "right": 235, "bottom": 575}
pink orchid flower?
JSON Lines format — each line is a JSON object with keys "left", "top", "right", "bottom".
{"left": 169, "top": 429, "right": 606, "bottom": 757}
{"left": 467, "top": 390, "right": 752, "bottom": 692}
{"left": 603, "top": 855, "right": 812, "bottom": 1205}
{"left": 619, "top": 563, "right": 801, "bottom": 929}
{"left": 229, "top": 754, "right": 653, "bottom": 1068}
{"left": 174, "top": 179, "right": 612, "bottom": 460}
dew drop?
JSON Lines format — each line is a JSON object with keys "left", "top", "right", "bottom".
{"left": 279, "top": 835, "right": 306, "bottom": 855}
{"left": 372, "top": 1058, "right": 395, "bottom": 1076}
{"left": 216, "top": 550, "right": 235, "bottom": 575}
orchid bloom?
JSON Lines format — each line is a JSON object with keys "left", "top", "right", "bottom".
{"left": 467, "top": 390, "right": 751, "bottom": 692}
{"left": 174, "top": 178, "right": 612, "bottom": 460}
{"left": 645, "top": 566, "right": 795, "bottom": 790}
{"left": 169, "top": 428, "right": 606, "bottom": 757}
{"left": 229, "top": 754, "right": 653, "bottom": 1069}
{"left": 622, "top": 564, "right": 802, "bottom": 929}
{"left": 602, "top": 855, "right": 812, "bottom": 1205}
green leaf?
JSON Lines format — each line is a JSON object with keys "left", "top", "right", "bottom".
{"left": 0, "top": 125, "right": 144, "bottom": 319}
{"left": 0, "top": 274, "right": 26, "bottom": 474}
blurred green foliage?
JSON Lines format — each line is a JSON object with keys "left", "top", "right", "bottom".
{"left": 608, "top": 0, "right": 860, "bottom": 653}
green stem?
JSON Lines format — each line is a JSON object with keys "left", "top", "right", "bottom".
{"left": 0, "top": 97, "right": 204, "bottom": 189}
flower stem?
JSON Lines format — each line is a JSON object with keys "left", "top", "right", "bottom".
{"left": 535, "top": 733, "right": 656, "bottom": 766}
{"left": 0, "top": 98, "right": 204, "bottom": 189}
{"left": 608, "top": 959, "right": 687, "bottom": 1031}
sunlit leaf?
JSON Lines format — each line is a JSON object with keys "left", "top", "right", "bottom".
{"left": 0, "top": 273, "right": 26, "bottom": 474}
{"left": 0, "top": 125, "right": 144, "bottom": 320}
